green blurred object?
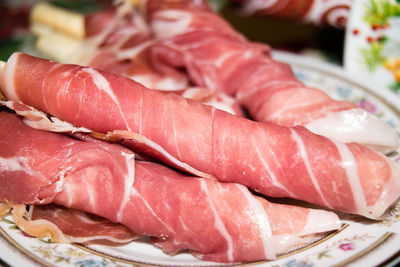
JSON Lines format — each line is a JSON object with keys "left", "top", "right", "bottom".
{"left": 49, "top": 0, "right": 108, "bottom": 14}
{"left": 208, "top": 0, "right": 228, "bottom": 11}
{"left": 364, "top": 0, "right": 400, "bottom": 27}
{"left": 360, "top": 41, "right": 386, "bottom": 72}
{"left": 0, "top": 37, "right": 23, "bottom": 61}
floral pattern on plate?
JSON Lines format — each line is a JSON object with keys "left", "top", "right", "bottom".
{"left": 344, "top": 0, "right": 400, "bottom": 94}
{"left": 1, "top": 52, "right": 400, "bottom": 267}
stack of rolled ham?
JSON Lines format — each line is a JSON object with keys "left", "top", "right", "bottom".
{"left": 0, "top": 0, "right": 400, "bottom": 264}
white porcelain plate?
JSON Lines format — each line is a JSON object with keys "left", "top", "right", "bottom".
{"left": 1, "top": 52, "right": 400, "bottom": 267}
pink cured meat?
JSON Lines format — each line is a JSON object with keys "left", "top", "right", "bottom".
{"left": 152, "top": 32, "right": 351, "bottom": 124}
{"left": 0, "top": 112, "right": 341, "bottom": 262}
{"left": 30, "top": 205, "right": 137, "bottom": 242}
{"left": 85, "top": 7, "right": 116, "bottom": 37}
{"left": 145, "top": 0, "right": 399, "bottom": 153}
{"left": 1, "top": 52, "right": 400, "bottom": 219}
{"left": 10, "top": 204, "right": 137, "bottom": 243}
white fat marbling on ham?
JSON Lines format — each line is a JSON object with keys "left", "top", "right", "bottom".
{"left": 0, "top": 157, "right": 41, "bottom": 179}
{"left": 2, "top": 52, "right": 18, "bottom": 101}
{"left": 53, "top": 166, "right": 72, "bottom": 194}
{"left": 138, "top": 94, "right": 143, "bottom": 135}
{"left": 117, "top": 151, "right": 136, "bottom": 221}
{"left": 235, "top": 80, "right": 301, "bottom": 103}
{"left": 130, "top": 187, "right": 176, "bottom": 234}
{"left": 305, "top": 108, "right": 400, "bottom": 154}
{"left": 152, "top": 10, "right": 193, "bottom": 38}
{"left": 82, "top": 68, "right": 132, "bottom": 131}
{"left": 169, "top": 99, "right": 184, "bottom": 161}
{"left": 61, "top": 182, "right": 74, "bottom": 207}
{"left": 105, "top": 130, "right": 215, "bottom": 179}
{"left": 290, "top": 128, "right": 332, "bottom": 209}
{"left": 196, "top": 90, "right": 243, "bottom": 117}
{"left": 202, "top": 97, "right": 235, "bottom": 115}
{"left": 214, "top": 49, "right": 238, "bottom": 68}
{"left": 252, "top": 138, "right": 295, "bottom": 198}
{"left": 332, "top": 140, "right": 368, "bottom": 216}
{"left": 200, "top": 179, "right": 234, "bottom": 261}
{"left": 115, "top": 40, "right": 153, "bottom": 61}
{"left": 236, "top": 184, "right": 275, "bottom": 259}
{"left": 1, "top": 100, "right": 92, "bottom": 133}
{"left": 83, "top": 178, "right": 96, "bottom": 211}
{"left": 129, "top": 73, "right": 187, "bottom": 91}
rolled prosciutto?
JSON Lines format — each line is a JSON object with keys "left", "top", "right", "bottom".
{"left": 1, "top": 52, "right": 400, "bottom": 219}
{"left": 31, "top": 2, "right": 242, "bottom": 116}
{"left": 145, "top": 0, "right": 399, "bottom": 154}
{"left": 0, "top": 112, "right": 341, "bottom": 263}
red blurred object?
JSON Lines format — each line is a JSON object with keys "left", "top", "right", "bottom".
{"left": 367, "top": 35, "right": 375, "bottom": 43}
{"left": 0, "top": 4, "right": 30, "bottom": 40}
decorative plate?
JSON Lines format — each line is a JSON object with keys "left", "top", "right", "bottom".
{"left": 1, "top": 52, "right": 400, "bottom": 267}
{"left": 344, "top": 0, "right": 400, "bottom": 94}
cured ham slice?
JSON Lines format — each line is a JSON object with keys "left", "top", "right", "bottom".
{"left": 1, "top": 52, "right": 400, "bottom": 219}
{"left": 0, "top": 112, "right": 341, "bottom": 263}
{"left": 9, "top": 204, "right": 137, "bottom": 243}
{"left": 145, "top": 0, "right": 399, "bottom": 153}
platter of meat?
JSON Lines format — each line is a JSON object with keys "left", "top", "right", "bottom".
{"left": 0, "top": 50, "right": 399, "bottom": 267}
{"left": 1, "top": 0, "right": 400, "bottom": 266}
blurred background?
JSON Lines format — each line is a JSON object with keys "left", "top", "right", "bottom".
{"left": 1, "top": 0, "right": 399, "bottom": 93}
{"left": 0, "top": 0, "right": 347, "bottom": 63}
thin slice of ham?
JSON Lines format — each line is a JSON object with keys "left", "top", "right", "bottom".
{"left": 1, "top": 52, "right": 400, "bottom": 219}
{"left": 9, "top": 204, "right": 137, "bottom": 243}
{"left": 145, "top": 0, "right": 399, "bottom": 154}
{"left": 0, "top": 112, "right": 341, "bottom": 263}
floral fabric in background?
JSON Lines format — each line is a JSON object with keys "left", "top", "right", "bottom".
{"left": 344, "top": 0, "right": 400, "bottom": 94}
